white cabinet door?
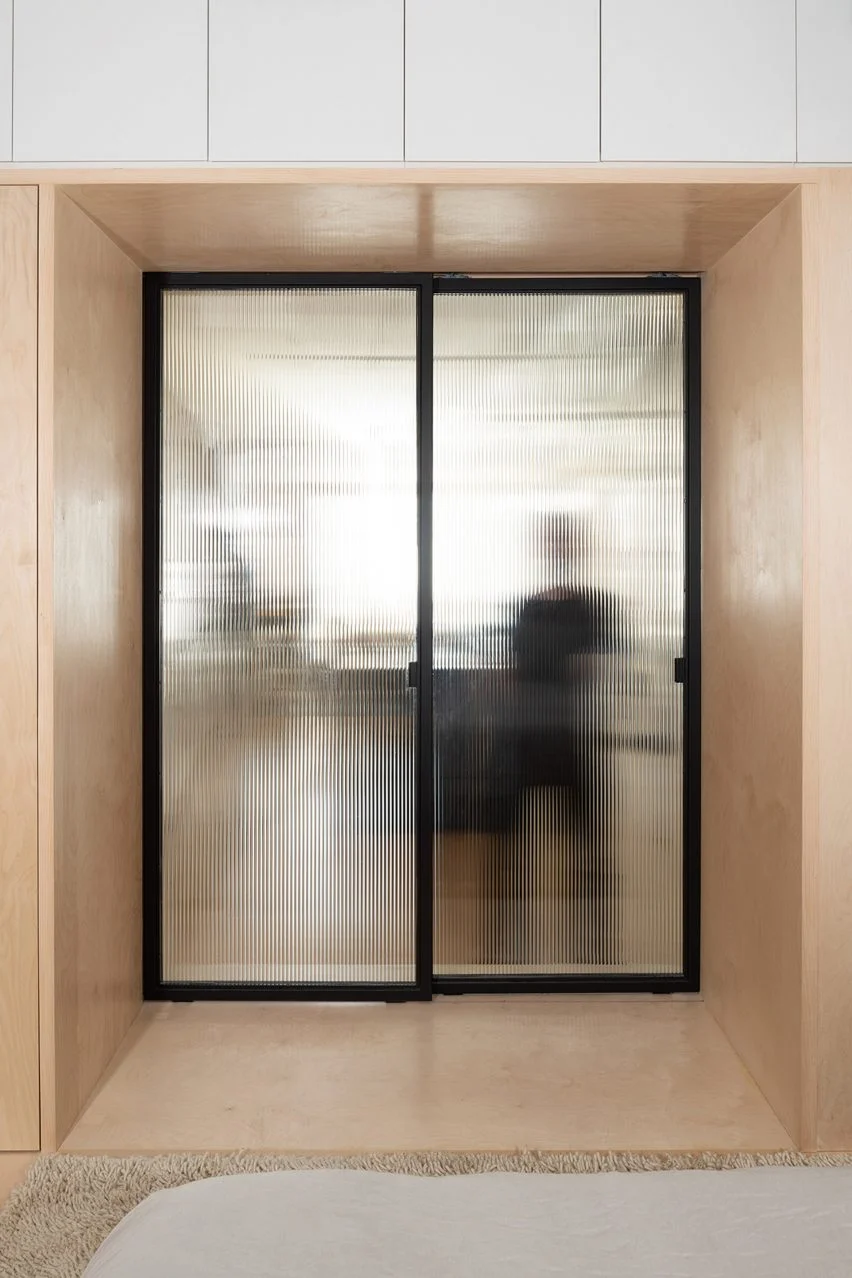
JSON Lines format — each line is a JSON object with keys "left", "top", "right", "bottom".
{"left": 209, "top": 0, "right": 403, "bottom": 163}
{"left": 0, "top": 0, "right": 10, "bottom": 161}
{"left": 406, "top": 0, "right": 599, "bottom": 163}
{"left": 798, "top": 0, "right": 852, "bottom": 161}
{"left": 601, "top": 0, "right": 796, "bottom": 162}
{"left": 13, "top": 0, "right": 207, "bottom": 163}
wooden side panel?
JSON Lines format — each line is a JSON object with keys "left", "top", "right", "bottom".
{"left": 801, "top": 173, "right": 852, "bottom": 1150}
{"left": 702, "top": 190, "right": 805, "bottom": 1141}
{"left": 37, "top": 184, "right": 57, "bottom": 1150}
{"left": 51, "top": 191, "right": 143, "bottom": 1145}
{"left": 0, "top": 187, "right": 39, "bottom": 1151}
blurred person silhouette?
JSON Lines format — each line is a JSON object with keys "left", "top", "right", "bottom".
{"left": 435, "top": 510, "right": 621, "bottom": 966}
{"left": 509, "top": 510, "right": 617, "bottom": 958}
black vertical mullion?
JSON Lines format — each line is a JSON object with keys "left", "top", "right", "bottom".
{"left": 683, "top": 277, "right": 702, "bottom": 991}
{"left": 142, "top": 274, "right": 165, "bottom": 999}
{"left": 415, "top": 277, "right": 435, "bottom": 998}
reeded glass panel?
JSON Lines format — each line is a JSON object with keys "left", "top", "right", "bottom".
{"left": 433, "top": 291, "right": 685, "bottom": 976}
{"left": 160, "top": 288, "right": 418, "bottom": 985}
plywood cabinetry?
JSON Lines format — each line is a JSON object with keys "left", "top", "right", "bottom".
{"left": 0, "top": 186, "right": 39, "bottom": 1151}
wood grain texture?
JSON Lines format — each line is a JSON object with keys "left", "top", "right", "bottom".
{"left": 37, "top": 184, "right": 57, "bottom": 1150}
{"left": 61, "top": 1000, "right": 792, "bottom": 1154}
{"left": 702, "top": 190, "right": 805, "bottom": 1143}
{"left": 48, "top": 191, "right": 143, "bottom": 1146}
{"left": 15, "top": 166, "right": 848, "bottom": 1154}
{"left": 0, "top": 164, "right": 827, "bottom": 186}
{"left": 61, "top": 181, "right": 793, "bottom": 273}
{"left": 801, "top": 173, "right": 852, "bottom": 1150}
{"left": 800, "top": 180, "right": 821, "bottom": 1153}
{"left": 0, "top": 186, "right": 39, "bottom": 1151}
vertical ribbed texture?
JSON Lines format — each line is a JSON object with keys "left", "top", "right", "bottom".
{"left": 160, "top": 288, "right": 418, "bottom": 985}
{"left": 432, "top": 292, "right": 685, "bottom": 976}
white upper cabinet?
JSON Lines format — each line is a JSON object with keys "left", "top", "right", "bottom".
{"left": 13, "top": 0, "right": 207, "bottom": 163}
{"left": 209, "top": 0, "right": 403, "bottom": 163}
{"left": 405, "top": 0, "right": 599, "bottom": 163}
{"left": 6, "top": 0, "right": 849, "bottom": 168}
{"left": 797, "top": 0, "right": 852, "bottom": 161}
{"left": 601, "top": 0, "right": 796, "bottom": 163}
{"left": 0, "top": 0, "right": 10, "bottom": 161}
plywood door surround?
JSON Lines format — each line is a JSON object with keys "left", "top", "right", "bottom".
{"left": 0, "top": 186, "right": 39, "bottom": 1151}
{"left": 702, "top": 189, "right": 805, "bottom": 1143}
{"left": 61, "top": 180, "right": 793, "bottom": 273}
{"left": 10, "top": 167, "right": 852, "bottom": 1153}
{"left": 39, "top": 190, "right": 144, "bottom": 1148}
{"left": 801, "top": 173, "right": 852, "bottom": 1150}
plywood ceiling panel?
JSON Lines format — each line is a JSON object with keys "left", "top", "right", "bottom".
{"left": 62, "top": 181, "right": 794, "bottom": 274}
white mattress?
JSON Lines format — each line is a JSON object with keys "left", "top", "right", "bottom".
{"left": 84, "top": 1167, "right": 852, "bottom": 1277}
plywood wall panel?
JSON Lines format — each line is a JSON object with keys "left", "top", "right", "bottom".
{"left": 702, "top": 190, "right": 805, "bottom": 1142}
{"left": 801, "top": 173, "right": 852, "bottom": 1150}
{"left": 0, "top": 186, "right": 39, "bottom": 1151}
{"left": 48, "top": 191, "right": 143, "bottom": 1145}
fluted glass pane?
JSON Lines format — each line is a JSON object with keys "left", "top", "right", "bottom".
{"left": 160, "top": 288, "right": 418, "bottom": 985}
{"left": 433, "top": 291, "right": 685, "bottom": 976}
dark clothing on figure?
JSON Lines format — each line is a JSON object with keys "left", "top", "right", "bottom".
{"left": 510, "top": 587, "right": 612, "bottom": 889}
{"left": 512, "top": 588, "right": 607, "bottom": 778}
{"left": 435, "top": 586, "right": 617, "bottom": 964}
{"left": 436, "top": 590, "right": 612, "bottom": 834}
{"left": 514, "top": 589, "right": 606, "bottom": 682}
{"left": 436, "top": 590, "right": 612, "bottom": 832}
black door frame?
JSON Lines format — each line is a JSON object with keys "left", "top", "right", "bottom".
{"left": 142, "top": 272, "right": 700, "bottom": 1002}
{"left": 429, "top": 275, "right": 701, "bottom": 996}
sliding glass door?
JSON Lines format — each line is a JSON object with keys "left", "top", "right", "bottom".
{"left": 431, "top": 284, "right": 694, "bottom": 986}
{"left": 148, "top": 280, "right": 425, "bottom": 995}
{"left": 145, "top": 275, "right": 699, "bottom": 998}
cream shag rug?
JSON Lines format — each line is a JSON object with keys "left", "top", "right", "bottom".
{"left": 2, "top": 1150, "right": 852, "bottom": 1278}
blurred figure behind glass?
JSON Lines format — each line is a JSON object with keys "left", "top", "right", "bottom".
{"left": 510, "top": 512, "right": 614, "bottom": 900}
